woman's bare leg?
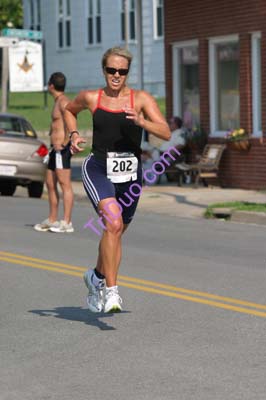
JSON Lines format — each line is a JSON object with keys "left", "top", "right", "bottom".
{"left": 95, "top": 198, "right": 124, "bottom": 287}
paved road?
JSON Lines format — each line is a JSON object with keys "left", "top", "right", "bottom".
{"left": 71, "top": 160, "right": 83, "bottom": 181}
{"left": 1, "top": 196, "right": 266, "bottom": 400}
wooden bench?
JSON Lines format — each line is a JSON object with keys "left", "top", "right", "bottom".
{"left": 157, "top": 146, "right": 185, "bottom": 184}
{"left": 175, "top": 144, "right": 226, "bottom": 187}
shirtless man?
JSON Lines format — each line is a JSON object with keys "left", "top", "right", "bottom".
{"left": 34, "top": 72, "right": 74, "bottom": 233}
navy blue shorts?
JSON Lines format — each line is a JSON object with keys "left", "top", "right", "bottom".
{"left": 82, "top": 154, "right": 142, "bottom": 224}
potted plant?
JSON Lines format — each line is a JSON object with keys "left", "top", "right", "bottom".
{"left": 225, "top": 128, "right": 251, "bottom": 151}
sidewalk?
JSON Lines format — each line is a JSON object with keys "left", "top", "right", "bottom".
{"left": 48, "top": 157, "right": 266, "bottom": 224}
{"left": 36, "top": 139, "right": 266, "bottom": 224}
{"left": 67, "top": 180, "right": 266, "bottom": 221}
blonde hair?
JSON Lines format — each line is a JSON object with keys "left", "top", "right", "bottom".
{"left": 102, "top": 47, "right": 133, "bottom": 70}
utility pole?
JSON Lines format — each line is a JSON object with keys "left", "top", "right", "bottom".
{"left": 136, "top": 0, "right": 144, "bottom": 90}
{"left": 1, "top": 47, "right": 9, "bottom": 112}
{"left": 124, "top": 0, "right": 129, "bottom": 49}
{"left": 0, "top": 37, "right": 18, "bottom": 112}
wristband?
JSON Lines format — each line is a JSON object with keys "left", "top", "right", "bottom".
{"left": 69, "top": 130, "right": 79, "bottom": 139}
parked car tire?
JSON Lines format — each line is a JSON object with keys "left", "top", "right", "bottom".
{"left": 0, "top": 182, "right": 16, "bottom": 196}
{"left": 27, "top": 182, "right": 44, "bottom": 198}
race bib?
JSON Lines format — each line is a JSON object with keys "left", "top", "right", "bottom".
{"left": 107, "top": 152, "right": 138, "bottom": 183}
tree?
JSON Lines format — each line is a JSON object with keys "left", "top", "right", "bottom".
{"left": 0, "top": 0, "right": 23, "bottom": 31}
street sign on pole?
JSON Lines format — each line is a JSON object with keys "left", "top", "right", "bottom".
{"left": 0, "top": 37, "right": 19, "bottom": 47}
{"left": 2, "top": 28, "right": 43, "bottom": 40}
{"left": 9, "top": 40, "right": 44, "bottom": 93}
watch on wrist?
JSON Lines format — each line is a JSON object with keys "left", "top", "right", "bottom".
{"left": 69, "top": 130, "right": 79, "bottom": 139}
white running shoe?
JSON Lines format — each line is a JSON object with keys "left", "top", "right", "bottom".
{"left": 83, "top": 269, "right": 105, "bottom": 313}
{"left": 34, "top": 218, "right": 59, "bottom": 232}
{"left": 49, "top": 220, "right": 74, "bottom": 233}
{"left": 104, "top": 286, "right": 122, "bottom": 313}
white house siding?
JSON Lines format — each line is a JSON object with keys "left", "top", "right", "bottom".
{"left": 142, "top": 1, "right": 165, "bottom": 97}
{"left": 23, "top": 0, "right": 165, "bottom": 97}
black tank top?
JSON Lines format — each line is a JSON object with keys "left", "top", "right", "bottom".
{"left": 92, "top": 89, "right": 143, "bottom": 160}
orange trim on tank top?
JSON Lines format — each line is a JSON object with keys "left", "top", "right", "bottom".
{"left": 93, "top": 88, "right": 134, "bottom": 114}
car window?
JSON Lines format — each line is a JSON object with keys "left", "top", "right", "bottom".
{"left": 0, "top": 116, "right": 26, "bottom": 137}
{"left": 21, "top": 119, "right": 37, "bottom": 138}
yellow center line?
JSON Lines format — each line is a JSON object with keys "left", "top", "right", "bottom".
{"left": 0, "top": 256, "right": 83, "bottom": 278}
{"left": 1, "top": 251, "right": 265, "bottom": 311}
{"left": 1, "top": 251, "right": 266, "bottom": 318}
{"left": 118, "top": 275, "right": 266, "bottom": 311}
{"left": 117, "top": 281, "right": 266, "bottom": 318}
{"left": 0, "top": 251, "right": 86, "bottom": 272}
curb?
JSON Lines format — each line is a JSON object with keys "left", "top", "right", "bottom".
{"left": 43, "top": 181, "right": 266, "bottom": 226}
{"left": 231, "top": 210, "right": 266, "bottom": 225}
{"left": 208, "top": 208, "right": 266, "bottom": 226}
{"left": 211, "top": 207, "right": 233, "bottom": 218}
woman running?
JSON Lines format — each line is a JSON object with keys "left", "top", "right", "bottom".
{"left": 64, "top": 47, "right": 170, "bottom": 313}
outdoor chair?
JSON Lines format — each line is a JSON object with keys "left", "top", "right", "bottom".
{"left": 157, "top": 153, "right": 190, "bottom": 186}
{"left": 175, "top": 144, "right": 226, "bottom": 187}
{"left": 158, "top": 146, "right": 185, "bottom": 184}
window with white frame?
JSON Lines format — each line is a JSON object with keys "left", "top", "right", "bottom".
{"left": 57, "top": 0, "right": 71, "bottom": 49}
{"left": 172, "top": 42, "right": 200, "bottom": 130}
{"left": 36, "top": 0, "right": 41, "bottom": 30}
{"left": 28, "top": 0, "right": 41, "bottom": 31}
{"left": 252, "top": 32, "right": 262, "bottom": 136}
{"left": 121, "top": 0, "right": 136, "bottom": 42}
{"left": 153, "top": 0, "right": 164, "bottom": 39}
{"left": 29, "top": 0, "right": 34, "bottom": 29}
{"left": 209, "top": 36, "right": 239, "bottom": 135}
{"left": 87, "top": 0, "right": 101, "bottom": 45}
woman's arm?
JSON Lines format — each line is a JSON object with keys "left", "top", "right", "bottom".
{"left": 124, "top": 91, "right": 171, "bottom": 141}
{"left": 64, "top": 91, "right": 87, "bottom": 135}
{"left": 64, "top": 91, "right": 90, "bottom": 153}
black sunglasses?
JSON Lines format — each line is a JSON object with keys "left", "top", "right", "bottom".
{"left": 105, "top": 67, "right": 129, "bottom": 76}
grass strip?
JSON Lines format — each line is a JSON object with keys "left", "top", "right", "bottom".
{"left": 204, "top": 201, "right": 266, "bottom": 218}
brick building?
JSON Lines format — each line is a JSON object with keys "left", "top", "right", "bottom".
{"left": 164, "top": 0, "right": 266, "bottom": 189}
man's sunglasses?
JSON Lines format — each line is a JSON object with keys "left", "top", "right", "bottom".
{"left": 105, "top": 67, "right": 129, "bottom": 76}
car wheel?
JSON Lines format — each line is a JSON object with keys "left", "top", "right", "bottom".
{"left": 28, "top": 182, "right": 44, "bottom": 198}
{"left": 0, "top": 183, "right": 16, "bottom": 196}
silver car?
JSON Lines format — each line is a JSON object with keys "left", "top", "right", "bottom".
{"left": 0, "top": 113, "right": 48, "bottom": 198}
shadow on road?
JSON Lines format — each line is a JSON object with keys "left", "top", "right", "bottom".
{"left": 159, "top": 191, "right": 207, "bottom": 209}
{"left": 29, "top": 306, "right": 131, "bottom": 331}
